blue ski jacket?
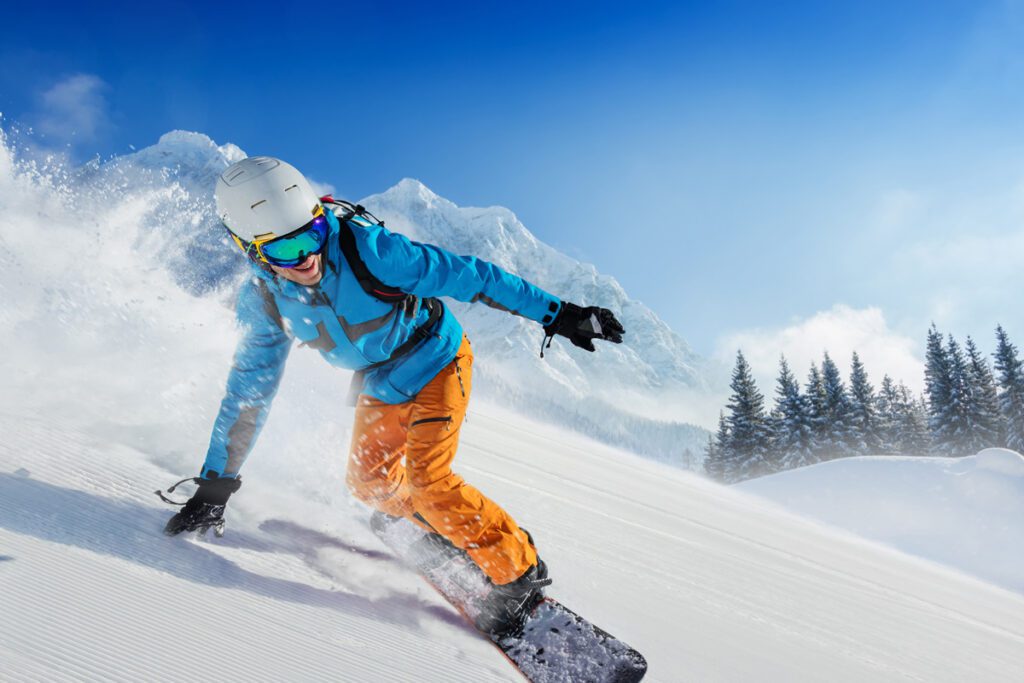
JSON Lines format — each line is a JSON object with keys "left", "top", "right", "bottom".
{"left": 201, "top": 208, "right": 561, "bottom": 479}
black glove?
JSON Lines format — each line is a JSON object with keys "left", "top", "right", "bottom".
{"left": 543, "top": 301, "right": 625, "bottom": 353}
{"left": 158, "top": 475, "right": 242, "bottom": 537}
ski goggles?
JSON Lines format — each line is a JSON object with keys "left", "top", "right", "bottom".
{"left": 230, "top": 206, "right": 329, "bottom": 268}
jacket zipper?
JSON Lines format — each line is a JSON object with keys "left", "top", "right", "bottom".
{"left": 455, "top": 359, "right": 466, "bottom": 398}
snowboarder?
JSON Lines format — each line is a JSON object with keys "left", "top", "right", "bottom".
{"left": 161, "top": 156, "right": 625, "bottom": 635}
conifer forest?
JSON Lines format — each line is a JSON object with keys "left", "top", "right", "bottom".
{"left": 705, "top": 325, "right": 1024, "bottom": 483}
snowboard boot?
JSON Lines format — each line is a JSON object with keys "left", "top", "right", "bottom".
{"left": 473, "top": 528, "right": 552, "bottom": 639}
{"left": 369, "top": 509, "right": 402, "bottom": 537}
{"left": 408, "top": 526, "right": 472, "bottom": 572}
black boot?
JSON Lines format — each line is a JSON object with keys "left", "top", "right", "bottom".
{"left": 474, "top": 556, "right": 551, "bottom": 638}
{"left": 409, "top": 528, "right": 471, "bottom": 572}
{"left": 369, "top": 509, "right": 401, "bottom": 536}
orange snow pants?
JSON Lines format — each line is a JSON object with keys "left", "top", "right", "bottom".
{"left": 347, "top": 335, "right": 537, "bottom": 586}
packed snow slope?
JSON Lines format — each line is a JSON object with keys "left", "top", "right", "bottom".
{"left": 4, "top": 409, "right": 1024, "bottom": 682}
{"left": 739, "top": 450, "right": 1024, "bottom": 594}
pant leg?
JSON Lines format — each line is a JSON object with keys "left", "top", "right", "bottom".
{"left": 347, "top": 395, "right": 416, "bottom": 520}
{"left": 405, "top": 335, "right": 537, "bottom": 585}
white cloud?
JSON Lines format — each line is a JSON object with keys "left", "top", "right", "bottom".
{"left": 716, "top": 305, "right": 925, "bottom": 396}
{"left": 885, "top": 179, "right": 1024, "bottom": 330}
{"left": 36, "top": 74, "right": 111, "bottom": 143}
{"left": 306, "top": 176, "right": 337, "bottom": 199}
{"left": 906, "top": 226, "right": 1024, "bottom": 276}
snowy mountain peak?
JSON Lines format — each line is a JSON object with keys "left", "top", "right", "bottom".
{"left": 386, "top": 177, "right": 445, "bottom": 207}
{"left": 380, "top": 178, "right": 527, "bottom": 234}
{"left": 155, "top": 129, "right": 218, "bottom": 150}
{"left": 118, "top": 130, "right": 241, "bottom": 181}
{"left": 364, "top": 179, "right": 718, "bottom": 392}
{"left": 135, "top": 130, "right": 243, "bottom": 168}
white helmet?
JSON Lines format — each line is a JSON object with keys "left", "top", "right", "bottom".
{"left": 215, "top": 156, "right": 321, "bottom": 242}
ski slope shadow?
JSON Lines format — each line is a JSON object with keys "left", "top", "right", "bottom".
{"left": 214, "top": 517, "right": 394, "bottom": 564}
{"left": 0, "top": 473, "right": 464, "bottom": 630}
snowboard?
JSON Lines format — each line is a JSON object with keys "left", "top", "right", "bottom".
{"left": 370, "top": 513, "right": 647, "bottom": 683}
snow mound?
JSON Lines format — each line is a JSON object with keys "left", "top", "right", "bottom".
{"left": 738, "top": 452, "right": 1024, "bottom": 593}
{"left": 976, "top": 448, "right": 1024, "bottom": 476}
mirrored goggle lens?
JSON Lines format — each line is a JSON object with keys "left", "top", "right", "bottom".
{"left": 261, "top": 217, "right": 329, "bottom": 267}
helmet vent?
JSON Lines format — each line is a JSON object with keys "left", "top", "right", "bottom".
{"left": 220, "top": 157, "right": 281, "bottom": 186}
{"left": 214, "top": 156, "right": 315, "bottom": 240}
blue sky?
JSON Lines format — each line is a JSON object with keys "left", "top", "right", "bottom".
{"left": 3, "top": 0, "right": 1024, "bottom": 389}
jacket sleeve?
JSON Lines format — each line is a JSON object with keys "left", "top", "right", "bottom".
{"left": 355, "top": 224, "right": 562, "bottom": 326}
{"left": 201, "top": 278, "right": 292, "bottom": 479}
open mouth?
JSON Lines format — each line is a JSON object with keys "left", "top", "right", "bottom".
{"left": 293, "top": 255, "right": 318, "bottom": 273}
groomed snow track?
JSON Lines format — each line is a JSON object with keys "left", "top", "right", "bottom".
{"left": 3, "top": 408, "right": 1024, "bottom": 682}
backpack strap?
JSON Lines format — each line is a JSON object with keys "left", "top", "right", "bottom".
{"left": 364, "top": 297, "right": 443, "bottom": 372}
{"left": 321, "top": 195, "right": 409, "bottom": 303}
{"left": 319, "top": 196, "right": 446, "bottom": 402}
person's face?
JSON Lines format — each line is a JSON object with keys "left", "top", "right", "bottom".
{"left": 270, "top": 253, "right": 323, "bottom": 286}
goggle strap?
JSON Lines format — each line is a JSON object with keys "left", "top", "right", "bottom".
{"left": 229, "top": 231, "right": 270, "bottom": 265}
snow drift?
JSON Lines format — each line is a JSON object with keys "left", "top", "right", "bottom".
{"left": 739, "top": 449, "right": 1024, "bottom": 593}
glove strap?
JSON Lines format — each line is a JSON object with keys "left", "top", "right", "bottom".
{"left": 539, "top": 332, "right": 555, "bottom": 359}
{"left": 154, "top": 477, "right": 200, "bottom": 506}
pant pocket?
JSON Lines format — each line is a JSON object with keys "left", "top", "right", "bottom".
{"left": 410, "top": 415, "right": 453, "bottom": 430}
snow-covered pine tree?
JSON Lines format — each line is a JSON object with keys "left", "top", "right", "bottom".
{"left": 924, "top": 325, "right": 955, "bottom": 453}
{"left": 876, "top": 375, "right": 901, "bottom": 453}
{"left": 819, "top": 352, "right": 853, "bottom": 459}
{"left": 704, "top": 411, "right": 731, "bottom": 481}
{"left": 993, "top": 325, "right": 1024, "bottom": 452}
{"left": 724, "top": 351, "right": 771, "bottom": 481}
{"left": 963, "top": 336, "right": 1002, "bottom": 453}
{"left": 944, "top": 336, "right": 975, "bottom": 456}
{"left": 908, "top": 393, "right": 932, "bottom": 454}
{"left": 848, "top": 352, "right": 882, "bottom": 455}
{"left": 702, "top": 434, "right": 716, "bottom": 476}
{"left": 681, "top": 447, "right": 698, "bottom": 471}
{"left": 805, "top": 363, "right": 828, "bottom": 461}
{"left": 716, "top": 409, "right": 731, "bottom": 466}
{"left": 771, "top": 355, "right": 816, "bottom": 471}
{"left": 896, "top": 388, "right": 931, "bottom": 455}
{"left": 765, "top": 405, "right": 784, "bottom": 473}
